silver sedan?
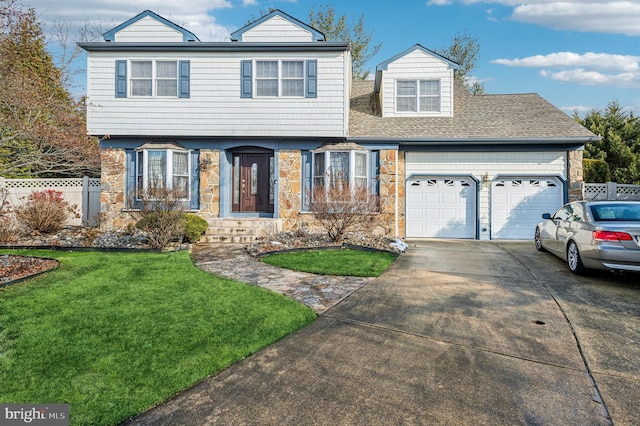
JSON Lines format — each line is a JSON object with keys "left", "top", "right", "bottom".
{"left": 535, "top": 201, "right": 640, "bottom": 274}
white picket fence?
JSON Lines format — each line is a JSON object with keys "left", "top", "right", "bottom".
{"left": 584, "top": 182, "right": 640, "bottom": 201}
{"left": 0, "top": 177, "right": 101, "bottom": 226}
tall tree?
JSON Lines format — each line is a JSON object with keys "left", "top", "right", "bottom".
{"left": 308, "top": 5, "right": 381, "bottom": 80}
{"left": 0, "top": 0, "right": 99, "bottom": 178}
{"left": 435, "top": 30, "right": 484, "bottom": 94}
{"left": 576, "top": 101, "right": 640, "bottom": 184}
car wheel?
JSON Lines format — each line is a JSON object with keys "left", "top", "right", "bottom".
{"left": 567, "top": 241, "right": 586, "bottom": 274}
{"left": 534, "top": 228, "right": 546, "bottom": 252}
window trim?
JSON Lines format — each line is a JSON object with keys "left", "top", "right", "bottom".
{"left": 129, "top": 59, "right": 180, "bottom": 98}
{"left": 134, "top": 146, "right": 191, "bottom": 201}
{"left": 247, "top": 59, "right": 312, "bottom": 98}
{"left": 311, "top": 149, "right": 370, "bottom": 191}
{"left": 395, "top": 79, "right": 441, "bottom": 113}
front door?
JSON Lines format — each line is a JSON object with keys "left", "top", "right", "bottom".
{"left": 232, "top": 153, "right": 273, "bottom": 213}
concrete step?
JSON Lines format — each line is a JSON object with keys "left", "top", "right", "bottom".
{"left": 203, "top": 218, "right": 282, "bottom": 244}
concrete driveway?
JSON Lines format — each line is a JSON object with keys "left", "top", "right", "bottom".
{"left": 127, "top": 241, "right": 640, "bottom": 425}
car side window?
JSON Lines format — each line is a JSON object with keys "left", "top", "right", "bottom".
{"left": 568, "top": 204, "right": 583, "bottom": 222}
{"left": 553, "top": 206, "right": 570, "bottom": 221}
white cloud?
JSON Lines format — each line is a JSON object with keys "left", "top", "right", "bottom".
{"left": 493, "top": 52, "right": 640, "bottom": 73}
{"left": 428, "top": 0, "right": 640, "bottom": 35}
{"left": 493, "top": 52, "right": 640, "bottom": 88}
{"left": 24, "top": 0, "right": 234, "bottom": 41}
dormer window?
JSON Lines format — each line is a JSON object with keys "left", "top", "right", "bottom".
{"left": 396, "top": 79, "right": 441, "bottom": 113}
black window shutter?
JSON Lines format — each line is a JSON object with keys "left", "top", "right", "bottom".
{"left": 115, "top": 60, "right": 127, "bottom": 98}
{"left": 369, "top": 150, "right": 380, "bottom": 196}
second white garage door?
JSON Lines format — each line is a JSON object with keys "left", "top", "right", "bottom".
{"left": 406, "top": 177, "right": 477, "bottom": 238}
{"left": 491, "top": 178, "right": 563, "bottom": 239}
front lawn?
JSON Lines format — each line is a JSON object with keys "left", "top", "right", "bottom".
{"left": 261, "top": 248, "right": 397, "bottom": 277}
{"left": 0, "top": 250, "right": 315, "bottom": 426}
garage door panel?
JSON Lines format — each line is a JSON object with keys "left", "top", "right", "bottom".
{"left": 406, "top": 177, "right": 477, "bottom": 238}
{"left": 491, "top": 178, "right": 563, "bottom": 240}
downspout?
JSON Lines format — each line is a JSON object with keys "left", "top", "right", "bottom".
{"left": 395, "top": 151, "right": 399, "bottom": 238}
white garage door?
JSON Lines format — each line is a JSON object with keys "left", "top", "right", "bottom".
{"left": 406, "top": 177, "right": 477, "bottom": 238}
{"left": 491, "top": 178, "right": 563, "bottom": 240}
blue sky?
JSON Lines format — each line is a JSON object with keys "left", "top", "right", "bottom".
{"left": 24, "top": 0, "right": 640, "bottom": 115}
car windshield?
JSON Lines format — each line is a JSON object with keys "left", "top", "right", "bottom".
{"left": 589, "top": 203, "right": 640, "bottom": 221}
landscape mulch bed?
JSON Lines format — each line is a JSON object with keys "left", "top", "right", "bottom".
{"left": 0, "top": 255, "right": 59, "bottom": 286}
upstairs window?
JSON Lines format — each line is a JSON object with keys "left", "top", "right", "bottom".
{"left": 396, "top": 79, "right": 441, "bottom": 112}
{"left": 241, "top": 59, "right": 317, "bottom": 98}
{"left": 130, "top": 60, "right": 177, "bottom": 97}
{"left": 256, "top": 61, "right": 278, "bottom": 96}
{"left": 115, "top": 60, "right": 190, "bottom": 98}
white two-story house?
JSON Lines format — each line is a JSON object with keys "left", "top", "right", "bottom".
{"left": 79, "top": 9, "right": 597, "bottom": 240}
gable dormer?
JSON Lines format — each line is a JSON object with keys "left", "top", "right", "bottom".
{"left": 374, "top": 44, "right": 458, "bottom": 118}
{"left": 103, "top": 10, "right": 200, "bottom": 42}
{"left": 230, "top": 9, "right": 325, "bottom": 42}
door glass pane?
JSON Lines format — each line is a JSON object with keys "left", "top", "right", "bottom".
{"left": 269, "top": 156, "right": 274, "bottom": 204}
{"left": 233, "top": 156, "right": 240, "bottom": 205}
{"left": 251, "top": 162, "right": 258, "bottom": 195}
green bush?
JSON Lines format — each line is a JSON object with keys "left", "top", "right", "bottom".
{"left": 180, "top": 214, "right": 208, "bottom": 243}
{"left": 583, "top": 158, "right": 611, "bottom": 183}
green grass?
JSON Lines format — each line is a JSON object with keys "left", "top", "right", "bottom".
{"left": 261, "top": 248, "right": 397, "bottom": 277}
{"left": 0, "top": 249, "right": 315, "bottom": 426}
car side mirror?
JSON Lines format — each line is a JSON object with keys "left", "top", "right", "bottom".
{"left": 542, "top": 213, "right": 551, "bottom": 220}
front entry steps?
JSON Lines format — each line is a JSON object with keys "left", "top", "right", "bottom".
{"left": 201, "top": 218, "right": 282, "bottom": 244}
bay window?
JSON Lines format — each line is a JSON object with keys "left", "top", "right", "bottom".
{"left": 313, "top": 150, "right": 370, "bottom": 191}
{"left": 135, "top": 147, "right": 190, "bottom": 199}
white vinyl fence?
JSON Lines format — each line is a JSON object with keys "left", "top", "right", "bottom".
{"left": 0, "top": 177, "right": 101, "bottom": 226}
{"left": 584, "top": 182, "right": 640, "bottom": 201}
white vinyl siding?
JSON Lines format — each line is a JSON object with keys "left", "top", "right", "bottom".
{"left": 86, "top": 50, "right": 348, "bottom": 137}
{"left": 405, "top": 151, "right": 566, "bottom": 240}
{"left": 114, "top": 16, "right": 184, "bottom": 42}
{"left": 240, "top": 16, "right": 314, "bottom": 42}
{"left": 380, "top": 49, "right": 453, "bottom": 117}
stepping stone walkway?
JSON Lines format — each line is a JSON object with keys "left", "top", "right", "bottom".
{"left": 190, "top": 243, "right": 374, "bottom": 314}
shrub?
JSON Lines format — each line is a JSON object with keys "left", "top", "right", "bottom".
{"left": 130, "top": 185, "right": 186, "bottom": 249}
{"left": 583, "top": 158, "right": 611, "bottom": 183}
{"left": 16, "top": 189, "right": 77, "bottom": 234}
{"left": 310, "top": 182, "right": 379, "bottom": 242}
{"left": 180, "top": 214, "right": 208, "bottom": 243}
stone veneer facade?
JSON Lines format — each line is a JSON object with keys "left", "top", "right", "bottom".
{"left": 568, "top": 149, "right": 584, "bottom": 202}
{"left": 99, "top": 147, "right": 581, "bottom": 237}
{"left": 100, "top": 148, "right": 128, "bottom": 229}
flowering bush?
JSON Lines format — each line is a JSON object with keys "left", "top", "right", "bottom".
{"left": 16, "top": 189, "right": 78, "bottom": 234}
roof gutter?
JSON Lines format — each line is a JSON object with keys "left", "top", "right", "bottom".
{"left": 77, "top": 42, "right": 350, "bottom": 52}
{"left": 348, "top": 136, "right": 600, "bottom": 145}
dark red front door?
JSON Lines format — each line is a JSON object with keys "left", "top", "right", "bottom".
{"left": 233, "top": 153, "right": 272, "bottom": 213}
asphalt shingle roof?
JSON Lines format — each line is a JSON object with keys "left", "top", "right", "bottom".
{"left": 349, "top": 79, "right": 596, "bottom": 141}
